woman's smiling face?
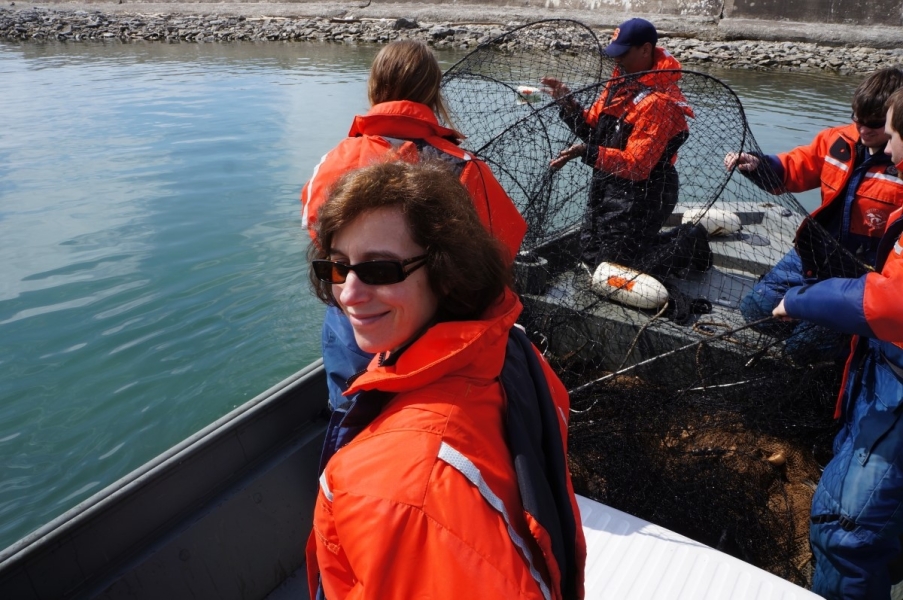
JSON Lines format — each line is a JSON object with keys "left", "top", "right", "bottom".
{"left": 331, "top": 207, "right": 439, "bottom": 354}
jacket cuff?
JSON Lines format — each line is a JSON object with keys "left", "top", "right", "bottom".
{"left": 741, "top": 153, "right": 785, "bottom": 193}
{"left": 784, "top": 279, "right": 873, "bottom": 338}
{"left": 581, "top": 145, "right": 599, "bottom": 167}
{"left": 558, "top": 99, "right": 581, "bottom": 121}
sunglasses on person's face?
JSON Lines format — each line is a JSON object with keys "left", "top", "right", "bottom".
{"left": 851, "top": 113, "right": 886, "bottom": 129}
{"left": 312, "top": 255, "right": 428, "bottom": 285}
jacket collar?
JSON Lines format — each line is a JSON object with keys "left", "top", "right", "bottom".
{"left": 887, "top": 207, "right": 903, "bottom": 233}
{"left": 610, "top": 48, "right": 693, "bottom": 118}
{"left": 347, "top": 100, "right": 464, "bottom": 141}
{"left": 838, "top": 122, "right": 859, "bottom": 144}
{"left": 837, "top": 122, "right": 891, "bottom": 157}
{"left": 348, "top": 288, "right": 522, "bottom": 395}
{"left": 612, "top": 47, "right": 683, "bottom": 88}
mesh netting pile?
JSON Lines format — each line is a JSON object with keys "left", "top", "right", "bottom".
{"left": 442, "top": 20, "right": 871, "bottom": 586}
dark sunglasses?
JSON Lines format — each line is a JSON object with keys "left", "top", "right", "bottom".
{"left": 312, "top": 255, "right": 428, "bottom": 285}
{"left": 851, "top": 112, "right": 886, "bottom": 129}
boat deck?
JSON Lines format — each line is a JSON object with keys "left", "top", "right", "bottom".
{"left": 268, "top": 494, "right": 821, "bottom": 599}
{"left": 517, "top": 202, "right": 805, "bottom": 380}
{"left": 578, "top": 495, "right": 819, "bottom": 599}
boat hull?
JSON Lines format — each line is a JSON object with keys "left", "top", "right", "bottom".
{"left": 0, "top": 361, "right": 328, "bottom": 600}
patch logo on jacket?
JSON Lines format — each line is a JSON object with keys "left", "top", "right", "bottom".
{"left": 828, "top": 138, "right": 852, "bottom": 163}
{"left": 888, "top": 165, "right": 899, "bottom": 178}
{"left": 864, "top": 208, "right": 889, "bottom": 235}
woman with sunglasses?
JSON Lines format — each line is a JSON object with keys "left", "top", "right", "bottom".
{"left": 723, "top": 67, "right": 903, "bottom": 362}
{"left": 300, "top": 39, "right": 525, "bottom": 416}
{"left": 306, "top": 160, "right": 585, "bottom": 600}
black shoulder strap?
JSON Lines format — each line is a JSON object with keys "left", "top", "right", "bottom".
{"left": 380, "top": 136, "right": 467, "bottom": 175}
{"left": 501, "top": 327, "right": 578, "bottom": 600}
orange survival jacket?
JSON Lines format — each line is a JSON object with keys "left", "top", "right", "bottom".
{"left": 778, "top": 123, "right": 903, "bottom": 239}
{"left": 581, "top": 48, "right": 693, "bottom": 181}
{"left": 300, "top": 100, "right": 526, "bottom": 263}
{"left": 306, "top": 289, "right": 586, "bottom": 600}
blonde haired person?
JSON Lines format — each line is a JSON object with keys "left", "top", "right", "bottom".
{"left": 300, "top": 40, "right": 525, "bottom": 415}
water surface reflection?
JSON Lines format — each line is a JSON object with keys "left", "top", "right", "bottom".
{"left": 0, "top": 40, "right": 862, "bottom": 550}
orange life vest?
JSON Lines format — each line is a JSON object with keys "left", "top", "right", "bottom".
{"left": 300, "top": 100, "right": 526, "bottom": 263}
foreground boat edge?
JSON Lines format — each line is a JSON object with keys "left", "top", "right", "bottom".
{"left": 0, "top": 358, "right": 823, "bottom": 599}
{"left": 0, "top": 360, "right": 328, "bottom": 600}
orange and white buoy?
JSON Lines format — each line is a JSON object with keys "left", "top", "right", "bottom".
{"left": 591, "top": 262, "right": 669, "bottom": 310}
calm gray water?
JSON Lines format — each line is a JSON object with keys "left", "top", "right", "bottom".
{"left": 0, "top": 39, "right": 857, "bottom": 551}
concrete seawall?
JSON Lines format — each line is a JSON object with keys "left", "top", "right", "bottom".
{"left": 4, "top": 4, "right": 902, "bottom": 75}
{"left": 3, "top": 1, "right": 903, "bottom": 73}
{"left": 6, "top": 1, "right": 903, "bottom": 48}
{"left": 532, "top": 0, "right": 902, "bottom": 27}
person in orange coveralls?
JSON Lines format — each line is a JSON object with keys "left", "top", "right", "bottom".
{"left": 541, "top": 18, "right": 693, "bottom": 269}
{"left": 306, "top": 160, "right": 585, "bottom": 600}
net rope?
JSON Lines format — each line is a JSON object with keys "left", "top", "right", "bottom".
{"left": 441, "top": 19, "right": 870, "bottom": 587}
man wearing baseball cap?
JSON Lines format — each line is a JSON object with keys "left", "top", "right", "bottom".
{"left": 604, "top": 17, "right": 658, "bottom": 65}
{"left": 542, "top": 18, "right": 694, "bottom": 271}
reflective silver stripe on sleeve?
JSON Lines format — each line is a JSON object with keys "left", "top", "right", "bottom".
{"left": 633, "top": 90, "right": 650, "bottom": 104}
{"left": 301, "top": 151, "right": 330, "bottom": 229}
{"left": 824, "top": 155, "right": 850, "bottom": 171}
{"left": 437, "top": 441, "right": 551, "bottom": 600}
{"left": 319, "top": 471, "right": 334, "bottom": 502}
{"left": 865, "top": 171, "right": 903, "bottom": 185}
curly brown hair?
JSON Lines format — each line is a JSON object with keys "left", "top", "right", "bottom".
{"left": 308, "top": 160, "right": 511, "bottom": 321}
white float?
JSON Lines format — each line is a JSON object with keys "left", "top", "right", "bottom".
{"left": 591, "top": 262, "right": 669, "bottom": 310}
{"left": 682, "top": 206, "right": 742, "bottom": 236}
{"left": 515, "top": 85, "right": 545, "bottom": 104}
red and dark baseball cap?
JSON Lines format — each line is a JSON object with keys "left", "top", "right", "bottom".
{"left": 604, "top": 18, "right": 658, "bottom": 57}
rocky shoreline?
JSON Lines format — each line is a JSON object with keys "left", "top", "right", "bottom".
{"left": 3, "top": 5, "right": 903, "bottom": 75}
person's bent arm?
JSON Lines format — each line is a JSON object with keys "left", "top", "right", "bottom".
{"left": 724, "top": 151, "right": 787, "bottom": 194}
{"left": 543, "top": 76, "right": 595, "bottom": 141}
{"left": 460, "top": 159, "right": 527, "bottom": 262}
{"left": 300, "top": 150, "right": 335, "bottom": 235}
{"left": 773, "top": 129, "right": 835, "bottom": 194}
{"left": 726, "top": 129, "right": 832, "bottom": 196}
{"left": 782, "top": 268, "right": 903, "bottom": 343}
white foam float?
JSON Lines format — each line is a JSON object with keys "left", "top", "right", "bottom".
{"left": 515, "top": 85, "right": 545, "bottom": 104}
{"left": 681, "top": 206, "right": 742, "bottom": 236}
{"left": 591, "top": 262, "right": 669, "bottom": 310}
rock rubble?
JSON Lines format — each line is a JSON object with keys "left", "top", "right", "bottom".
{"left": 2, "top": 6, "right": 902, "bottom": 75}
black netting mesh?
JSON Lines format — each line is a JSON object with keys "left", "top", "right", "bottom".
{"left": 441, "top": 20, "right": 870, "bottom": 587}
